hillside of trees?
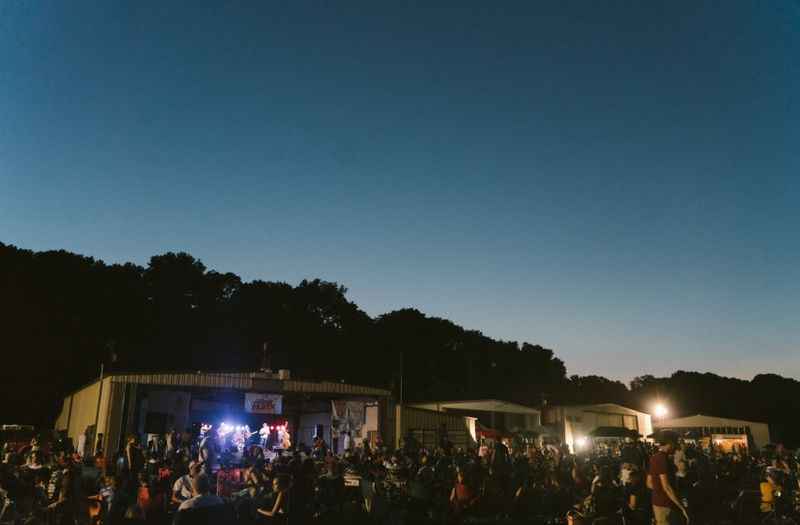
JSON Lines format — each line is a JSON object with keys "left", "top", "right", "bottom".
{"left": 2, "top": 242, "right": 800, "bottom": 447}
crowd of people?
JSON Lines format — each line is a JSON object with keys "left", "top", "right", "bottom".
{"left": 1, "top": 429, "right": 799, "bottom": 525}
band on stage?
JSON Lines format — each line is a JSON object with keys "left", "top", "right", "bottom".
{"left": 197, "top": 420, "right": 292, "bottom": 466}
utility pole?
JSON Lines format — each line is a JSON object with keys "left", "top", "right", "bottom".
{"left": 92, "top": 362, "right": 105, "bottom": 455}
{"left": 260, "top": 341, "right": 271, "bottom": 372}
{"left": 399, "top": 351, "right": 404, "bottom": 405}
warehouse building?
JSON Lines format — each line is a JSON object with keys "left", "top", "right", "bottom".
{"left": 410, "top": 399, "right": 540, "bottom": 441}
{"left": 654, "top": 414, "right": 770, "bottom": 450}
{"left": 54, "top": 370, "right": 393, "bottom": 457}
{"left": 541, "top": 403, "right": 654, "bottom": 452}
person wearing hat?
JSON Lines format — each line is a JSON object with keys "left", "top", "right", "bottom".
{"left": 647, "top": 431, "right": 689, "bottom": 524}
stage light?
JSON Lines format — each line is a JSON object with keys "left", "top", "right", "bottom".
{"left": 218, "top": 422, "right": 237, "bottom": 436}
{"left": 654, "top": 403, "right": 669, "bottom": 419}
{"left": 575, "top": 436, "right": 588, "bottom": 449}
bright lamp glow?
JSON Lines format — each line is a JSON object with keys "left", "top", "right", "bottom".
{"left": 654, "top": 403, "right": 668, "bottom": 418}
{"left": 218, "top": 422, "right": 236, "bottom": 436}
{"left": 575, "top": 436, "right": 588, "bottom": 448}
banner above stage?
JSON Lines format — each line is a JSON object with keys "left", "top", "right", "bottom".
{"left": 244, "top": 393, "right": 283, "bottom": 414}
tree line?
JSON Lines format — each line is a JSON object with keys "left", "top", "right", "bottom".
{"left": 2, "top": 242, "right": 799, "bottom": 447}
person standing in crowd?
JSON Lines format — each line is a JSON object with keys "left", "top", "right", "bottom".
{"left": 95, "top": 475, "right": 116, "bottom": 517}
{"left": 622, "top": 436, "right": 645, "bottom": 471}
{"left": 450, "top": 468, "right": 477, "bottom": 517}
{"left": 673, "top": 441, "right": 686, "bottom": 466}
{"left": 25, "top": 451, "right": 44, "bottom": 472}
{"left": 125, "top": 435, "right": 144, "bottom": 481}
{"left": 675, "top": 459, "right": 692, "bottom": 504}
{"left": 165, "top": 429, "right": 176, "bottom": 459}
{"left": 760, "top": 468, "right": 783, "bottom": 514}
{"left": 46, "top": 469, "right": 77, "bottom": 525}
{"left": 624, "top": 468, "right": 649, "bottom": 524}
{"left": 591, "top": 464, "right": 620, "bottom": 521}
{"left": 648, "top": 431, "right": 689, "bottom": 524}
{"left": 311, "top": 436, "right": 327, "bottom": 460}
{"left": 29, "top": 437, "right": 41, "bottom": 456}
{"left": 490, "top": 439, "right": 511, "bottom": 497}
{"left": 197, "top": 432, "right": 215, "bottom": 474}
{"left": 620, "top": 461, "right": 635, "bottom": 486}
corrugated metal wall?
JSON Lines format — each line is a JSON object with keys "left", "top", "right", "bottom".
{"left": 66, "top": 381, "right": 100, "bottom": 443}
{"left": 54, "top": 396, "right": 72, "bottom": 431}
{"left": 111, "top": 373, "right": 254, "bottom": 390}
{"left": 95, "top": 377, "right": 113, "bottom": 451}
{"left": 103, "top": 381, "right": 127, "bottom": 455}
{"left": 58, "top": 377, "right": 113, "bottom": 453}
{"left": 108, "top": 373, "right": 390, "bottom": 398}
{"left": 394, "top": 405, "right": 474, "bottom": 450}
{"left": 283, "top": 380, "right": 390, "bottom": 397}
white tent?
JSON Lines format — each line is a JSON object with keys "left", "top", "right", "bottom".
{"left": 654, "top": 414, "right": 770, "bottom": 449}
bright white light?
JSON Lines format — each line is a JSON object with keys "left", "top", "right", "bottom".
{"left": 654, "top": 404, "right": 668, "bottom": 418}
{"left": 575, "top": 436, "right": 588, "bottom": 448}
{"left": 218, "top": 422, "right": 236, "bottom": 436}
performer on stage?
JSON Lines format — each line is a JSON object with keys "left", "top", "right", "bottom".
{"left": 235, "top": 425, "right": 252, "bottom": 455}
{"left": 259, "top": 423, "right": 269, "bottom": 448}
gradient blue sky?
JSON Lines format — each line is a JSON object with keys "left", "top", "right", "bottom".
{"left": 2, "top": 1, "right": 798, "bottom": 382}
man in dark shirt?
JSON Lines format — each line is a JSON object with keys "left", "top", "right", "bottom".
{"left": 648, "top": 431, "right": 689, "bottom": 524}
{"left": 621, "top": 439, "right": 644, "bottom": 469}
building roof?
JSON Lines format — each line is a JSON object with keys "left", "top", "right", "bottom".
{"left": 67, "top": 371, "right": 391, "bottom": 398}
{"left": 549, "top": 402, "right": 652, "bottom": 417}
{"left": 654, "top": 414, "right": 768, "bottom": 428}
{"left": 410, "top": 399, "right": 540, "bottom": 415}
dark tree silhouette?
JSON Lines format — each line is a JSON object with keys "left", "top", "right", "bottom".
{"left": 1, "top": 242, "right": 799, "bottom": 447}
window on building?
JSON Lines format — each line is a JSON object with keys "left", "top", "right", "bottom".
{"left": 543, "top": 409, "right": 562, "bottom": 424}
{"left": 595, "top": 413, "right": 624, "bottom": 427}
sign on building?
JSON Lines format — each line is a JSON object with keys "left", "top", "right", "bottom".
{"left": 245, "top": 393, "right": 283, "bottom": 414}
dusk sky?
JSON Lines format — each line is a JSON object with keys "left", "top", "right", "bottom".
{"left": 2, "top": 1, "right": 798, "bottom": 382}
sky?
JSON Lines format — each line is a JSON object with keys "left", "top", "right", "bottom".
{"left": 2, "top": 1, "right": 799, "bottom": 383}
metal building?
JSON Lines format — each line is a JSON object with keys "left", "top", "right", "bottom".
{"left": 54, "top": 371, "right": 393, "bottom": 456}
